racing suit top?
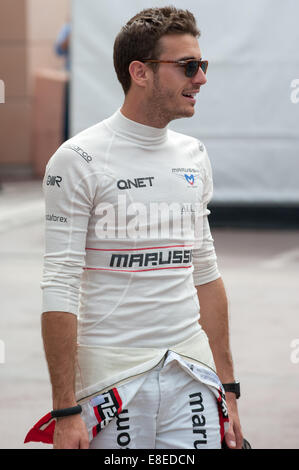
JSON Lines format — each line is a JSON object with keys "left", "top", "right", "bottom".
{"left": 41, "top": 109, "right": 221, "bottom": 402}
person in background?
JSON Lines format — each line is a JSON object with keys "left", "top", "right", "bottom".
{"left": 54, "top": 22, "right": 71, "bottom": 141}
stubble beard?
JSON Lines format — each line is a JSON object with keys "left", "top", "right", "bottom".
{"left": 145, "top": 74, "right": 194, "bottom": 128}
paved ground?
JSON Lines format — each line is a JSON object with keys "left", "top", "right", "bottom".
{"left": 0, "top": 180, "right": 298, "bottom": 449}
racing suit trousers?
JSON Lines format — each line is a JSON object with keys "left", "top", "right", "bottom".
{"left": 89, "top": 354, "right": 224, "bottom": 449}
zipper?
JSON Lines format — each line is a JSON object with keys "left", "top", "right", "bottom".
{"left": 77, "top": 351, "right": 216, "bottom": 405}
{"left": 77, "top": 355, "right": 166, "bottom": 404}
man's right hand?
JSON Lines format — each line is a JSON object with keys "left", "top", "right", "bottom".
{"left": 53, "top": 414, "right": 89, "bottom": 449}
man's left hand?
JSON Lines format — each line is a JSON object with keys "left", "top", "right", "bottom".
{"left": 224, "top": 393, "right": 244, "bottom": 449}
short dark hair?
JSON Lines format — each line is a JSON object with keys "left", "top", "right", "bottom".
{"left": 113, "top": 6, "right": 201, "bottom": 94}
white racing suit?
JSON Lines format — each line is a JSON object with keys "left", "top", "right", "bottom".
{"left": 24, "top": 352, "right": 229, "bottom": 448}
{"left": 24, "top": 109, "right": 230, "bottom": 449}
{"left": 82, "top": 352, "right": 229, "bottom": 449}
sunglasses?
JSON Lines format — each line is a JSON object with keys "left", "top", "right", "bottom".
{"left": 140, "top": 59, "right": 208, "bottom": 78}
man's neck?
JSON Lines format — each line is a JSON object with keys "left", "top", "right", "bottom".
{"left": 121, "top": 98, "right": 169, "bottom": 129}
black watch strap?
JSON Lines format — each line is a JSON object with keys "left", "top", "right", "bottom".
{"left": 51, "top": 404, "right": 82, "bottom": 418}
{"left": 222, "top": 382, "right": 240, "bottom": 399}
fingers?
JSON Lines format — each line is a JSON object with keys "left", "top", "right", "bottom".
{"left": 79, "top": 435, "right": 90, "bottom": 449}
{"left": 53, "top": 415, "right": 90, "bottom": 449}
{"left": 224, "top": 428, "right": 237, "bottom": 449}
{"left": 224, "top": 421, "right": 244, "bottom": 449}
{"left": 235, "top": 425, "right": 244, "bottom": 449}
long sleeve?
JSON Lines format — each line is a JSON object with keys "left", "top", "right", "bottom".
{"left": 192, "top": 145, "right": 221, "bottom": 286}
{"left": 40, "top": 145, "right": 95, "bottom": 315}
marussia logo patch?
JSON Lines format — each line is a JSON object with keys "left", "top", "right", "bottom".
{"left": 185, "top": 174, "right": 195, "bottom": 185}
{"left": 172, "top": 168, "right": 202, "bottom": 188}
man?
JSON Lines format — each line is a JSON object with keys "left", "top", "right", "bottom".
{"left": 37, "top": 6, "right": 243, "bottom": 449}
{"left": 54, "top": 20, "right": 71, "bottom": 140}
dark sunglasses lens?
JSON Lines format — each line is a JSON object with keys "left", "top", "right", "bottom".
{"left": 185, "top": 61, "right": 208, "bottom": 77}
{"left": 200, "top": 61, "right": 208, "bottom": 74}
{"left": 185, "top": 61, "right": 199, "bottom": 77}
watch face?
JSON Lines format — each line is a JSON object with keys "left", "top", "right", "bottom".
{"left": 235, "top": 383, "right": 240, "bottom": 398}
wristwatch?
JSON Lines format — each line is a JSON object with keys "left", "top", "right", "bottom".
{"left": 222, "top": 381, "right": 240, "bottom": 399}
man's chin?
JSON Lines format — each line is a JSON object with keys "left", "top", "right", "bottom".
{"left": 172, "top": 107, "right": 195, "bottom": 120}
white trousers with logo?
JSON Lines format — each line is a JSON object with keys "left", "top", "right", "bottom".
{"left": 87, "top": 353, "right": 227, "bottom": 449}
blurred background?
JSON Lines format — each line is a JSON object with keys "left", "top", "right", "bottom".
{"left": 0, "top": 0, "right": 70, "bottom": 181}
{"left": 0, "top": 0, "right": 298, "bottom": 450}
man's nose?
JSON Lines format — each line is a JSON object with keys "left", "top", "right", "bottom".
{"left": 192, "top": 66, "right": 207, "bottom": 86}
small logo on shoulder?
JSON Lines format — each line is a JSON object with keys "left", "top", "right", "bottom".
{"left": 46, "top": 175, "right": 62, "bottom": 187}
{"left": 66, "top": 144, "right": 93, "bottom": 163}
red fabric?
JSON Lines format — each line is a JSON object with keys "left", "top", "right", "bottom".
{"left": 112, "top": 387, "right": 123, "bottom": 414}
{"left": 24, "top": 412, "right": 56, "bottom": 444}
{"left": 91, "top": 387, "right": 123, "bottom": 439}
{"left": 217, "top": 391, "right": 229, "bottom": 442}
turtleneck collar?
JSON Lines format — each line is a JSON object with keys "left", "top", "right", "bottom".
{"left": 104, "top": 108, "right": 168, "bottom": 146}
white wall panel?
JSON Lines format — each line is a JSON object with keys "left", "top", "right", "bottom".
{"left": 71, "top": 0, "right": 299, "bottom": 203}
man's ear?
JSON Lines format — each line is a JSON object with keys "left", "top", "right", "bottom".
{"left": 128, "top": 61, "right": 151, "bottom": 88}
